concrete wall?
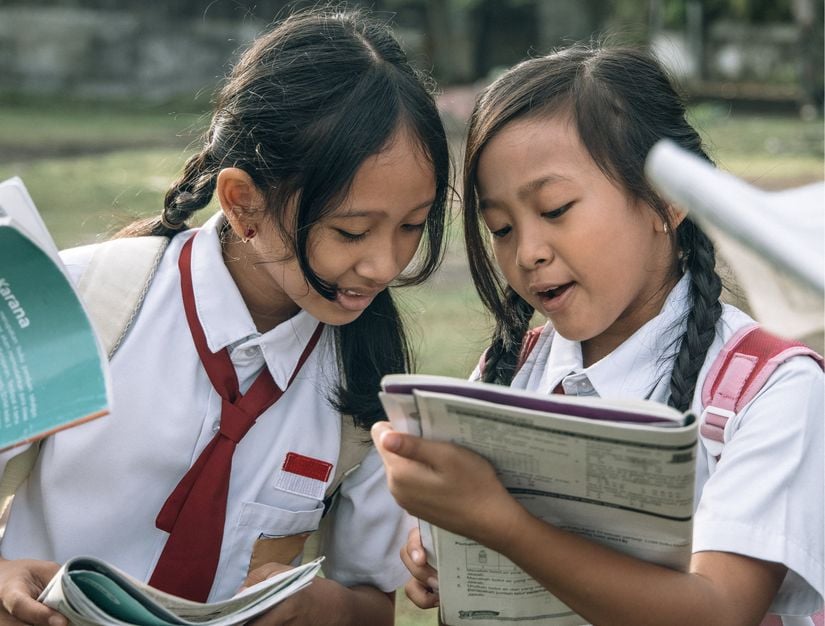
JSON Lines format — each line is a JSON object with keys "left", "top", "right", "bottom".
{"left": 0, "top": 6, "right": 261, "bottom": 101}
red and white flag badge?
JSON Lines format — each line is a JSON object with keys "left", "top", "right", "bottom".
{"left": 274, "top": 452, "right": 333, "bottom": 500}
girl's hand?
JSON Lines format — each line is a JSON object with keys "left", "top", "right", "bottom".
{"left": 400, "top": 527, "right": 439, "bottom": 609}
{"left": 371, "top": 421, "right": 524, "bottom": 551}
{"left": 0, "top": 558, "right": 66, "bottom": 626}
{"left": 244, "top": 563, "right": 394, "bottom": 626}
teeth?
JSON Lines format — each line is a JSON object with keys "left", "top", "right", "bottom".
{"left": 341, "top": 289, "right": 364, "bottom": 297}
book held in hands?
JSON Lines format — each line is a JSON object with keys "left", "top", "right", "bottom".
{"left": 39, "top": 555, "right": 324, "bottom": 626}
{"left": 380, "top": 374, "right": 698, "bottom": 626}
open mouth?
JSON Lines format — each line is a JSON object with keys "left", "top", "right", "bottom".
{"left": 537, "top": 282, "right": 574, "bottom": 300}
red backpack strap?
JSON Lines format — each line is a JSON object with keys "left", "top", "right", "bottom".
{"left": 516, "top": 326, "right": 544, "bottom": 371}
{"left": 700, "top": 324, "right": 824, "bottom": 447}
{"left": 477, "top": 326, "right": 546, "bottom": 378}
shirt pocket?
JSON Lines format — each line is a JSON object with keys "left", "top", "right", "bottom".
{"left": 232, "top": 501, "right": 324, "bottom": 578}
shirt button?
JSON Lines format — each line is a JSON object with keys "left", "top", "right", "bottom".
{"left": 244, "top": 347, "right": 257, "bottom": 358}
{"left": 211, "top": 420, "right": 220, "bottom": 434}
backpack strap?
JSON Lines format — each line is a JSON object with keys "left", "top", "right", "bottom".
{"left": 323, "top": 415, "right": 371, "bottom": 502}
{"left": 700, "top": 324, "right": 824, "bottom": 450}
{"left": 477, "top": 326, "right": 546, "bottom": 378}
{"left": 518, "top": 327, "right": 544, "bottom": 371}
{"left": 698, "top": 325, "right": 824, "bottom": 626}
{"left": 77, "top": 236, "right": 169, "bottom": 358}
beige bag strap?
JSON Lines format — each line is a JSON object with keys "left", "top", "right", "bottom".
{"left": 301, "top": 416, "right": 372, "bottom": 563}
{"left": 77, "top": 236, "right": 169, "bottom": 358}
{"left": 0, "top": 236, "right": 169, "bottom": 508}
{"left": 324, "top": 415, "right": 371, "bottom": 499}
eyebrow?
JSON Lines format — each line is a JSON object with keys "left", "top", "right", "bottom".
{"left": 479, "top": 174, "right": 570, "bottom": 210}
{"left": 334, "top": 198, "right": 435, "bottom": 218}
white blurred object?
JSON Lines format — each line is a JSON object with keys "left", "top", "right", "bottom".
{"left": 645, "top": 140, "right": 824, "bottom": 343}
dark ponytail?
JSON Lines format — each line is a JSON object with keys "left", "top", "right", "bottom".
{"left": 116, "top": 7, "right": 450, "bottom": 430}
{"left": 464, "top": 44, "right": 723, "bottom": 406}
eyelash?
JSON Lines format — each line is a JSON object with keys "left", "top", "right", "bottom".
{"left": 335, "top": 222, "right": 426, "bottom": 243}
{"left": 490, "top": 202, "right": 573, "bottom": 239}
{"left": 335, "top": 229, "right": 367, "bottom": 242}
{"left": 542, "top": 202, "right": 573, "bottom": 220}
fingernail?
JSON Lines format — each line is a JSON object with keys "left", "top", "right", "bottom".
{"left": 426, "top": 577, "right": 439, "bottom": 593}
{"left": 49, "top": 616, "right": 66, "bottom": 626}
{"left": 381, "top": 431, "right": 401, "bottom": 452}
{"left": 410, "top": 549, "right": 423, "bottom": 564}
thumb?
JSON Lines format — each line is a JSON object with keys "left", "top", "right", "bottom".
{"left": 371, "top": 421, "right": 434, "bottom": 464}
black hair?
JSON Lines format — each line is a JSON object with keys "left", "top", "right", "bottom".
{"left": 464, "top": 44, "right": 722, "bottom": 412}
{"left": 117, "top": 7, "right": 450, "bottom": 429}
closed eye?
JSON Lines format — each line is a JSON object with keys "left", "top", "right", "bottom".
{"left": 491, "top": 225, "right": 512, "bottom": 238}
{"left": 542, "top": 202, "right": 574, "bottom": 220}
{"left": 335, "top": 228, "right": 367, "bottom": 242}
{"left": 401, "top": 222, "right": 426, "bottom": 233}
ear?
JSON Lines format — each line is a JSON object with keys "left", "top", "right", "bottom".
{"left": 216, "top": 167, "right": 266, "bottom": 238}
{"left": 652, "top": 204, "right": 687, "bottom": 233}
{"left": 668, "top": 206, "right": 687, "bottom": 229}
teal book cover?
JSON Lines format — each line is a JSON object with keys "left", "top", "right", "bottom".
{"left": 0, "top": 215, "right": 109, "bottom": 451}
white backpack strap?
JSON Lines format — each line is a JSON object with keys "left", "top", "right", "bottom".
{"left": 0, "top": 236, "right": 169, "bottom": 507}
{"left": 77, "top": 236, "right": 169, "bottom": 358}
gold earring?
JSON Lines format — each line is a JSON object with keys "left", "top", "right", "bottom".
{"left": 663, "top": 222, "right": 669, "bottom": 234}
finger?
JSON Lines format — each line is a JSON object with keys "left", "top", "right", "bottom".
{"left": 372, "top": 423, "right": 443, "bottom": 466}
{"left": 371, "top": 424, "right": 434, "bottom": 482}
{"left": 241, "top": 562, "right": 291, "bottom": 590}
{"left": 406, "top": 527, "right": 427, "bottom": 566}
{"left": 400, "top": 539, "right": 437, "bottom": 584}
{"left": 3, "top": 590, "right": 66, "bottom": 626}
{"left": 404, "top": 577, "right": 439, "bottom": 609}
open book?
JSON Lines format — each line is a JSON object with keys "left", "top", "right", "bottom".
{"left": 380, "top": 374, "right": 698, "bottom": 626}
{"left": 39, "top": 555, "right": 324, "bottom": 626}
{"left": 0, "top": 177, "right": 109, "bottom": 452}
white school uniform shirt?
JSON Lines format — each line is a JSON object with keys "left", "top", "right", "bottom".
{"left": 0, "top": 212, "right": 413, "bottom": 600}
{"left": 502, "top": 274, "right": 824, "bottom": 621}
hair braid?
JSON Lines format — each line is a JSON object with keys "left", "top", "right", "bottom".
{"left": 114, "top": 149, "right": 216, "bottom": 239}
{"left": 482, "top": 288, "right": 534, "bottom": 385}
{"left": 667, "top": 220, "right": 723, "bottom": 411}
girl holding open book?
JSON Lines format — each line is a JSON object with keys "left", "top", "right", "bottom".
{"left": 0, "top": 7, "right": 450, "bottom": 626}
{"left": 373, "top": 45, "right": 823, "bottom": 625}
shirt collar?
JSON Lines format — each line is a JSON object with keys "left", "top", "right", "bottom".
{"left": 190, "top": 212, "right": 325, "bottom": 390}
{"left": 539, "top": 274, "right": 691, "bottom": 402}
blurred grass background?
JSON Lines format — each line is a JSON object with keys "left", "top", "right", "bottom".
{"left": 0, "top": 97, "right": 822, "bottom": 625}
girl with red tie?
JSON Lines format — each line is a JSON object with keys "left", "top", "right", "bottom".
{"left": 0, "top": 8, "right": 449, "bottom": 625}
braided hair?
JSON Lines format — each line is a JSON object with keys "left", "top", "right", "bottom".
{"left": 115, "top": 7, "right": 451, "bottom": 429}
{"left": 465, "top": 45, "right": 722, "bottom": 410}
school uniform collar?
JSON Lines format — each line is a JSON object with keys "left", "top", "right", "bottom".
{"left": 189, "top": 212, "right": 324, "bottom": 390}
{"left": 539, "top": 274, "right": 691, "bottom": 402}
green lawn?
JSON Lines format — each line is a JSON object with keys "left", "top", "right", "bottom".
{"left": 0, "top": 99, "right": 821, "bottom": 626}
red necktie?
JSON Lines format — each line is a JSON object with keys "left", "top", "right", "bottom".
{"left": 553, "top": 381, "right": 565, "bottom": 394}
{"left": 148, "top": 235, "right": 323, "bottom": 601}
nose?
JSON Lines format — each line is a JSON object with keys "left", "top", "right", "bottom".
{"left": 356, "top": 237, "right": 404, "bottom": 285}
{"left": 515, "top": 227, "right": 554, "bottom": 270}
